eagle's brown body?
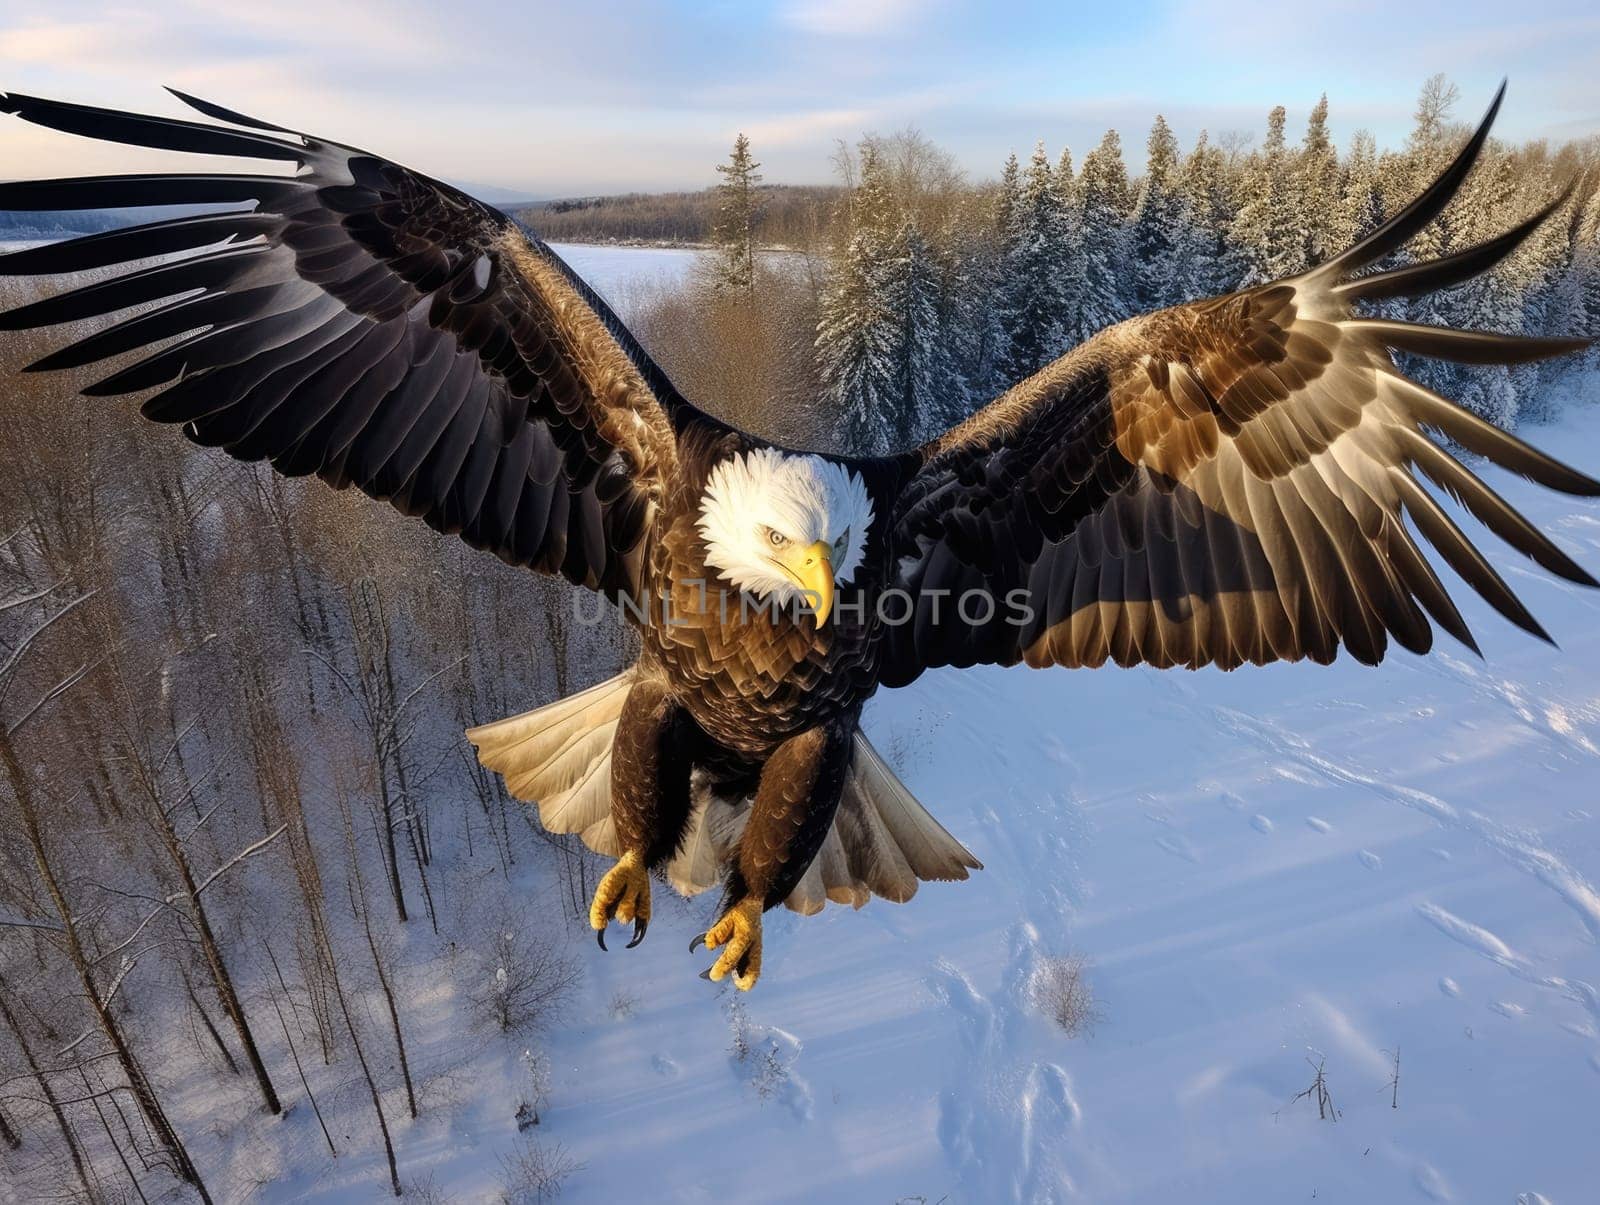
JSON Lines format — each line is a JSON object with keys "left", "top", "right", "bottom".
{"left": 4, "top": 84, "right": 1596, "bottom": 989}
{"left": 645, "top": 426, "right": 901, "bottom": 761}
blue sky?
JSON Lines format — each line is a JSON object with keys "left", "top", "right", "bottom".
{"left": 2, "top": 0, "right": 1597, "bottom": 197}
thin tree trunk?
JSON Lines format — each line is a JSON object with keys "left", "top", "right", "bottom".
{"left": 1, "top": 730, "right": 211, "bottom": 1202}
{"left": 376, "top": 773, "right": 409, "bottom": 924}
{"left": 0, "top": 1099, "right": 19, "bottom": 1150}
{"left": 362, "top": 912, "right": 418, "bottom": 1120}
{"left": 149, "top": 801, "right": 281, "bottom": 1114}
{"left": 0, "top": 980, "right": 93, "bottom": 1197}
{"left": 339, "top": 785, "right": 419, "bottom": 1119}
{"left": 82, "top": 1066, "right": 151, "bottom": 1205}
{"left": 261, "top": 943, "right": 336, "bottom": 1158}
{"left": 179, "top": 963, "right": 239, "bottom": 1076}
{"left": 292, "top": 801, "right": 400, "bottom": 1197}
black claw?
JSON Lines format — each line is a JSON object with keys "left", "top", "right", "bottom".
{"left": 596, "top": 928, "right": 608, "bottom": 952}
{"left": 699, "top": 965, "right": 714, "bottom": 980}
{"left": 688, "top": 932, "right": 707, "bottom": 954}
{"left": 626, "top": 918, "right": 648, "bottom": 949}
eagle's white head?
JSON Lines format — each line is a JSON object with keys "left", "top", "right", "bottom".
{"left": 696, "top": 448, "right": 874, "bottom": 624}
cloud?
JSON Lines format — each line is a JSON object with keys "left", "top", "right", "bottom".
{"left": 780, "top": 0, "right": 931, "bottom": 37}
{"left": 743, "top": 106, "right": 875, "bottom": 146}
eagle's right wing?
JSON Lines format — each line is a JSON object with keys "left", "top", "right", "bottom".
{"left": 0, "top": 91, "right": 717, "bottom": 605}
{"left": 881, "top": 86, "right": 1598, "bottom": 686}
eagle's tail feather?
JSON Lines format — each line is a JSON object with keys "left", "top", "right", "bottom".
{"left": 471, "top": 684, "right": 981, "bottom": 915}
{"left": 465, "top": 668, "right": 634, "bottom": 857}
{"left": 666, "top": 732, "right": 982, "bottom": 915}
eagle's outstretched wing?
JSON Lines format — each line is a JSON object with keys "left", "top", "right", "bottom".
{"left": 0, "top": 91, "right": 706, "bottom": 604}
{"left": 881, "top": 86, "right": 1598, "bottom": 687}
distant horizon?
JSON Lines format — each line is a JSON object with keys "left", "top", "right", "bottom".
{"left": 2, "top": 1, "right": 1598, "bottom": 197}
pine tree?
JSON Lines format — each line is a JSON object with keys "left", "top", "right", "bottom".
{"left": 1000, "top": 141, "right": 1072, "bottom": 380}
{"left": 1230, "top": 105, "right": 1306, "bottom": 283}
{"left": 1175, "top": 131, "right": 1241, "bottom": 296}
{"left": 1573, "top": 188, "right": 1600, "bottom": 369}
{"left": 816, "top": 145, "right": 904, "bottom": 452}
{"left": 710, "top": 133, "right": 763, "bottom": 292}
{"left": 1072, "top": 129, "right": 1134, "bottom": 343}
{"left": 893, "top": 219, "right": 967, "bottom": 444}
{"left": 1131, "top": 115, "right": 1186, "bottom": 309}
{"left": 1329, "top": 129, "right": 1383, "bottom": 253}
{"left": 1296, "top": 95, "right": 1340, "bottom": 266}
{"left": 963, "top": 153, "right": 1024, "bottom": 392}
{"left": 1054, "top": 147, "right": 1087, "bottom": 342}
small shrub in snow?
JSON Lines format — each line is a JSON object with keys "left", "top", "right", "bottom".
{"left": 1029, "top": 954, "right": 1101, "bottom": 1037}
{"left": 516, "top": 1047, "right": 551, "bottom": 1130}
{"left": 473, "top": 917, "right": 581, "bottom": 1034}
{"left": 406, "top": 1172, "right": 457, "bottom": 1205}
{"left": 608, "top": 987, "right": 639, "bottom": 1021}
{"left": 498, "top": 1136, "right": 582, "bottom": 1204}
{"left": 725, "top": 997, "right": 794, "bottom": 1103}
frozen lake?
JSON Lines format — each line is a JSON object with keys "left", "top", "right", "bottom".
{"left": 548, "top": 242, "right": 705, "bottom": 304}
{"left": 2, "top": 238, "right": 736, "bottom": 311}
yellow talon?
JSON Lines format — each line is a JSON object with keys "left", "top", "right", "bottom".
{"left": 590, "top": 850, "right": 651, "bottom": 949}
{"left": 702, "top": 898, "right": 763, "bottom": 990}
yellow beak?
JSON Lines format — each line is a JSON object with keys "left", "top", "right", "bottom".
{"left": 777, "top": 540, "right": 835, "bottom": 625}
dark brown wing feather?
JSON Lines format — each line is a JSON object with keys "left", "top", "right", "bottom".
{"left": 0, "top": 91, "right": 713, "bottom": 604}
{"left": 881, "top": 84, "right": 1598, "bottom": 686}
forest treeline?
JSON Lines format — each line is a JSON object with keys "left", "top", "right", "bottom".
{"left": 613, "top": 77, "right": 1600, "bottom": 453}
{"left": 515, "top": 184, "right": 839, "bottom": 247}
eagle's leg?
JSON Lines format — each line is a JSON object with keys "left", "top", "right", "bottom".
{"left": 590, "top": 676, "right": 692, "bottom": 951}
{"left": 696, "top": 719, "right": 854, "bottom": 990}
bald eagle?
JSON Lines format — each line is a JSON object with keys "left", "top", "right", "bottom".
{"left": 3, "top": 87, "right": 1595, "bottom": 990}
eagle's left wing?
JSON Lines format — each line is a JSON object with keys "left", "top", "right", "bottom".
{"left": 880, "top": 87, "right": 1598, "bottom": 688}
{"left": 0, "top": 91, "right": 716, "bottom": 605}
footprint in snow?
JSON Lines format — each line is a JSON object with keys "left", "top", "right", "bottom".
{"left": 1250, "top": 814, "right": 1273, "bottom": 834}
{"left": 1439, "top": 977, "right": 1461, "bottom": 998}
{"left": 1306, "top": 817, "right": 1332, "bottom": 833}
{"left": 1155, "top": 832, "right": 1200, "bottom": 864}
{"left": 1359, "top": 850, "right": 1383, "bottom": 871}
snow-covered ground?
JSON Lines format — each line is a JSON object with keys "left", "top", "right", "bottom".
{"left": 514, "top": 389, "right": 1600, "bottom": 1205}
{"left": 227, "top": 393, "right": 1600, "bottom": 1205}
{"left": 5, "top": 238, "right": 1597, "bottom": 1203}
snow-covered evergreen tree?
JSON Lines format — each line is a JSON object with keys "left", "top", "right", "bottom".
{"left": 1230, "top": 105, "right": 1306, "bottom": 284}
{"left": 1072, "top": 129, "right": 1134, "bottom": 344}
{"left": 710, "top": 133, "right": 762, "bottom": 292}
{"left": 1329, "top": 129, "right": 1383, "bottom": 254}
{"left": 817, "top": 146, "right": 902, "bottom": 452}
{"left": 1000, "top": 142, "right": 1073, "bottom": 380}
{"left": 1131, "top": 115, "right": 1187, "bottom": 310}
{"left": 1296, "top": 95, "right": 1340, "bottom": 266}
{"left": 894, "top": 219, "right": 968, "bottom": 444}
{"left": 1175, "top": 131, "right": 1242, "bottom": 297}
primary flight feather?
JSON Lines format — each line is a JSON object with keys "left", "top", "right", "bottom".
{"left": 2, "top": 83, "right": 1594, "bottom": 989}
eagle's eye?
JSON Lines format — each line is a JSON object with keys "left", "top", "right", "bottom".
{"left": 764, "top": 527, "right": 788, "bottom": 548}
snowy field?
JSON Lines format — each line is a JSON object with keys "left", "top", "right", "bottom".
{"left": 510, "top": 390, "right": 1600, "bottom": 1205}
{"left": 219, "top": 382, "right": 1600, "bottom": 1205}
{"left": 4, "top": 238, "right": 1599, "bottom": 1202}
